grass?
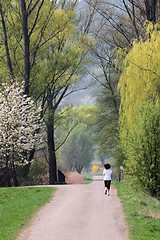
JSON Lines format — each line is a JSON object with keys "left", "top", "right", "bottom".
{"left": 113, "top": 182, "right": 160, "bottom": 240}
{"left": 0, "top": 186, "right": 56, "bottom": 240}
{"left": 82, "top": 172, "right": 93, "bottom": 184}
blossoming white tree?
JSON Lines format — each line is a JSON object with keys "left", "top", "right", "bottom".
{"left": 0, "top": 80, "right": 42, "bottom": 186}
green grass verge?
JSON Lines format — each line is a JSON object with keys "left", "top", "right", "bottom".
{"left": 0, "top": 187, "right": 56, "bottom": 240}
{"left": 113, "top": 182, "right": 160, "bottom": 240}
{"left": 82, "top": 172, "right": 93, "bottom": 184}
{"left": 84, "top": 178, "right": 93, "bottom": 184}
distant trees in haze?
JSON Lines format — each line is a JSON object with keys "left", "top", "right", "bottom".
{"left": 58, "top": 127, "right": 93, "bottom": 174}
{"left": 56, "top": 106, "right": 96, "bottom": 173}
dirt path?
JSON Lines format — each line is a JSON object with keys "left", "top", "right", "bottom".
{"left": 17, "top": 176, "right": 128, "bottom": 240}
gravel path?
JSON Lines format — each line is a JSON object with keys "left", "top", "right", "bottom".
{"left": 17, "top": 176, "right": 128, "bottom": 240}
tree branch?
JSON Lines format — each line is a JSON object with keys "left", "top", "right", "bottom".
{"left": 55, "top": 124, "right": 78, "bottom": 151}
{"left": 0, "top": 3, "right": 15, "bottom": 79}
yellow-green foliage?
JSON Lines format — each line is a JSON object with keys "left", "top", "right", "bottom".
{"left": 30, "top": 8, "right": 93, "bottom": 96}
{"left": 56, "top": 105, "right": 98, "bottom": 139}
{"left": 118, "top": 23, "right": 160, "bottom": 196}
{"left": 0, "top": 1, "right": 93, "bottom": 89}
{"left": 118, "top": 23, "right": 160, "bottom": 126}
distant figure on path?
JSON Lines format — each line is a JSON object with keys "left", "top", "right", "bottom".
{"left": 103, "top": 163, "right": 112, "bottom": 196}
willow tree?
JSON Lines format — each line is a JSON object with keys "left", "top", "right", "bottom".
{"left": 118, "top": 24, "right": 160, "bottom": 196}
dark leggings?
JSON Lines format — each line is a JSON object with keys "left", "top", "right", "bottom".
{"left": 104, "top": 180, "right": 111, "bottom": 190}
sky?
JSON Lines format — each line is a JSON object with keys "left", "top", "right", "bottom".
{"left": 60, "top": 71, "right": 97, "bottom": 107}
{"left": 62, "top": 87, "right": 95, "bottom": 106}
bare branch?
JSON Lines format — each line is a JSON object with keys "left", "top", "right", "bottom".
{"left": 29, "top": 0, "right": 45, "bottom": 37}
{"left": 55, "top": 124, "right": 78, "bottom": 151}
{"left": 87, "top": 69, "right": 110, "bottom": 90}
{"left": 27, "top": 0, "right": 41, "bottom": 16}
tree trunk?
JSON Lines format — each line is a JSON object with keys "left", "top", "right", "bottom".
{"left": 24, "top": 148, "right": 35, "bottom": 175}
{"left": 10, "top": 160, "right": 19, "bottom": 187}
{"left": 144, "top": 0, "right": 157, "bottom": 23}
{"left": 47, "top": 122, "right": 57, "bottom": 184}
{"left": 0, "top": 3, "right": 14, "bottom": 79}
{"left": 76, "top": 166, "right": 83, "bottom": 174}
{"left": 20, "top": 0, "right": 30, "bottom": 95}
{"left": 47, "top": 92, "right": 57, "bottom": 184}
{"left": 5, "top": 157, "right": 11, "bottom": 187}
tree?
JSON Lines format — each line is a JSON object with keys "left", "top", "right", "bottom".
{"left": 32, "top": 10, "right": 93, "bottom": 183}
{"left": 85, "top": 0, "right": 160, "bottom": 46}
{"left": 0, "top": 1, "right": 93, "bottom": 184}
{"left": 83, "top": 0, "right": 160, "bottom": 163}
{"left": 0, "top": 0, "right": 50, "bottom": 93}
{"left": 55, "top": 105, "right": 97, "bottom": 148}
{"left": 88, "top": 46, "right": 120, "bottom": 154}
{"left": 122, "top": 102, "right": 160, "bottom": 196}
{"left": 58, "top": 127, "right": 93, "bottom": 174}
{"left": 56, "top": 106, "right": 97, "bottom": 172}
{"left": 118, "top": 24, "right": 160, "bottom": 196}
{"left": 0, "top": 0, "right": 90, "bottom": 92}
{"left": 80, "top": 0, "right": 132, "bottom": 158}
{"left": 144, "top": 0, "right": 159, "bottom": 23}
{"left": 0, "top": 80, "right": 42, "bottom": 186}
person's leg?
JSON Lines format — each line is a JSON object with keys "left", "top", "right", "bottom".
{"left": 104, "top": 181, "right": 107, "bottom": 194}
{"left": 107, "top": 181, "right": 111, "bottom": 195}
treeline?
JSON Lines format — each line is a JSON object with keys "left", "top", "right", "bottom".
{"left": 85, "top": 0, "right": 160, "bottom": 197}
{"left": 0, "top": 0, "right": 93, "bottom": 186}
{"left": 0, "top": 0, "right": 160, "bottom": 197}
{"left": 84, "top": 0, "right": 160, "bottom": 197}
{"left": 118, "top": 24, "right": 160, "bottom": 197}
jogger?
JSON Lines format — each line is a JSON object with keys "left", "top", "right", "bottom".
{"left": 103, "top": 163, "right": 112, "bottom": 196}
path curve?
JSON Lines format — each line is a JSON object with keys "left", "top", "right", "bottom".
{"left": 17, "top": 176, "right": 128, "bottom": 240}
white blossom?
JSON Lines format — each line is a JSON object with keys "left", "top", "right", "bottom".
{"left": 0, "top": 80, "right": 43, "bottom": 168}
